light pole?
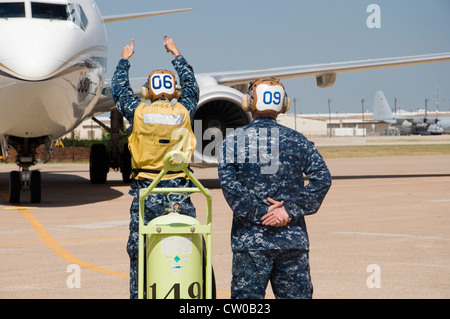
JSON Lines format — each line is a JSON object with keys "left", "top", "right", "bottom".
{"left": 293, "top": 98, "right": 297, "bottom": 131}
{"left": 394, "top": 98, "right": 397, "bottom": 115}
{"left": 328, "top": 98, "right": 332, "bottom": 137}
{"left": 361, "top": 98, "right": 366, "bottom": 137}
{"left": 425, "top": 98, "right": 431, "bottom": 118}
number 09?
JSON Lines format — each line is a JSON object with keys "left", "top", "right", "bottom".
{"left": 263, "top": 91, "right": 282, "bottom": 105}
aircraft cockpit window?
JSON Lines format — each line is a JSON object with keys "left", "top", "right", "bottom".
{"left": 68, "top": 3, "right": 88, "bottom": 30}
{"left": 0, "top": 3, "right": 26, "bottom": 18}
{"left": 31, "top": 2, "right": 69, "bottom": 20}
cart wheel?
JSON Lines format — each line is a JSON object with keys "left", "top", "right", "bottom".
{"left": 202, "top": 236, "right": 216, "bottom": 299}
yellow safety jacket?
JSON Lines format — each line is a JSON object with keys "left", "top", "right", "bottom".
{"left": 128, "top": 100, "right": 196, "bottom": 180}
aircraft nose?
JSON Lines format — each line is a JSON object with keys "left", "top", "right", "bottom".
{"left": 5, "top": 56, "right": 64, "bottom": 80}
{"left": 0, "top": 20, "right": 74, "bottom": 81}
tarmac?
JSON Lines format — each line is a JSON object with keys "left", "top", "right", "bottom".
{"left": 0, "top": 137, "right": 449, "bottom": 299}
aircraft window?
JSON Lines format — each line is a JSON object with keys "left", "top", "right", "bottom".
{"left": 31, "top": 2, "right": 69, "bottom": 20}
{"left": 68, "top": 3, "right": 88, "bottom": 30}
{"left": 0, "top": 3, "right": 26, "bottom": 18}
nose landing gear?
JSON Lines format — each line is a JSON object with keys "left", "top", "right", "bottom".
{"left": 9, "top": 168, "right": 41, "bottom": 204}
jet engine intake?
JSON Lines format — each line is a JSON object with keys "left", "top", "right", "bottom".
{"left": 193, "top": 85, "right": 252, "bottom": 165}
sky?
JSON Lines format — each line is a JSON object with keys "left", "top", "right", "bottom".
{"left": 96, "top": 0, "right": 450, "bottom": 115}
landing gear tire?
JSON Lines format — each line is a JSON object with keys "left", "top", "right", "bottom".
{"left": 121, "top": 143, "right": 131, "bottom": 183}
{"left": 90, "top": 144, "right": 108, "bottom": 184}
{"left": 9, "top": 171, "right": 20, "bottom": 204}
{"left": 30, "top": 170, "right": 41, "bottom": 203}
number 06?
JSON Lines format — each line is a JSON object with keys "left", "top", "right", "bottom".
{"left": 152, "top": 74, "right": 173, "bottom": 90}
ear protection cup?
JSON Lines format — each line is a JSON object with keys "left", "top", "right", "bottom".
{"left": 241, "top": 93, "right": 251, "bottom": 112}
{"left": 173, "top": 84, "right": 182, "bottom": 99}
{"left": 141, "top": 86, "right": 150, "bottom": 100}
{"left": 282, "top": 96, "right": 291, "bottom": 113}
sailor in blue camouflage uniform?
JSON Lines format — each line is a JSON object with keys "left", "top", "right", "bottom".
{"left": 218, "top": 79, "right": 331, "bottom": 299}
{"left": 111, "top": 35, "right": 199, "bottom": 299}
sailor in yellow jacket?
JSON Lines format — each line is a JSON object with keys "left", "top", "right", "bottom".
{"left": 111, "top": 35, "right": 199, "bottom": 299}
{"left": 128, "top": 68, "right": 196, "bottom": 181}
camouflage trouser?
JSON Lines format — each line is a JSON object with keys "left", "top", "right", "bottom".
{"left": 126, "top": 179, "right": 196, "bottom": 299}
{"left": 231, "top": 249, "right": 312, "bottom": 299}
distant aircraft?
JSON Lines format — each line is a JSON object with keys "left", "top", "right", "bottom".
{"left": 1, "top": 0, "right": 450, "bottom": 203}
{"left": 373, "top": 91, "right": 450, "bottom": 135}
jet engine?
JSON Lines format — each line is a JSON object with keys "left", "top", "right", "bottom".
{"left": 192, "top": 77, "right": 252, "bottom": 165}
{"left": 315, "top": 72, "right": 336, "bottom": 88}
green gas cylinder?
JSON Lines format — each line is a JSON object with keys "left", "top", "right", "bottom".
{"left": 146, "top": 213, "right": 203, "bottom": 299}
{"left": 137, "top": 151, "right": 213, "bottom": 299}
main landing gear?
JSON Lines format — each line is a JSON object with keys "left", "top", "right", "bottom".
{"left": 89, "top": 109, "right": 131, "bottom": 184}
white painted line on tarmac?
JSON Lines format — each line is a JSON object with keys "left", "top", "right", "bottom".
{"left": 424, "top": 199, "right": 450, "bottom": 203}
{"left": 60, "top": 220, "right": 129, "bottom": 229}
{"left": 331, "top": 231, "right": 449, "bottom": 241}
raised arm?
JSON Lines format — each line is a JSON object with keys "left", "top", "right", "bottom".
{"left": 111, "top": 39, "right": 141, "bottom": 124}
{"left": 164, "top": 34, "right": 199, "bottom": 122}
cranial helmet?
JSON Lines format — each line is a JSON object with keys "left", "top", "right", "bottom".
{"left": 241, "top": 79, "right": 290, "bottom": 117}
{"left": 141, "top": 69, "right": 181, "bottom": 102}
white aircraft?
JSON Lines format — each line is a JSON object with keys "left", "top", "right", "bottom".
{"left": 373, "top": 91, "right": 450, "bottom": 135}
{"left": 1, "top": 0, "right": 450, "bottom": 203}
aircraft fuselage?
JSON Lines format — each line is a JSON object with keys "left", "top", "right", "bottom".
{"left": 0, "top": 0, "right": 107, "bottom": 146}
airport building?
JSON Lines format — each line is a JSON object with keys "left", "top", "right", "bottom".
{"left": 66, "top": 116, "right": 112, "bottom": 140}
{"left": 63, "top": 113, "right": 390, "bottom": 141}
{"left": 277, "top": 113, "right": 387, "bottom": 137}
{"left": 63, "top": 110, "right": 450, "bottom": 141}
{"left": 276, "top": 114, "right": 328, "bottom": 136}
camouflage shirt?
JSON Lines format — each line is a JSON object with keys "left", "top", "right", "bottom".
{"left": 218, "top": 117, "right": 332, "bottom": 252}
{"left": 111, "top": 55, "right": 199, "bottom": 195}
{"left": 111, "top": 55, "right": 198, "bottom": 126}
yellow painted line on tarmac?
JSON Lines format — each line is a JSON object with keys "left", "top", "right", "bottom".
{"left": 0, "top": 236, "right": 127, "bottom": 247}
{"left": 15, "top": 206, "right": 129, "bottom": 278}
{"left": 1, "top": 192, "right": 129, "bottom": 279}
{"left": 217, "top": 290, "right": 231, "bottom": 297}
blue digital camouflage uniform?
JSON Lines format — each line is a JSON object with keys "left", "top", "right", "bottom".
{"left": 218, "top": 116, "right": 332, "bottom": 299}
{"left": 111, "top": 55, "right": 199, "bottom": 299}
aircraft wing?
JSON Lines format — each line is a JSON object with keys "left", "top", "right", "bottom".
{"left": 91, "top": 77, "right": 147, "bottom": 116}
{"left": 102, "top": 8, "right": 194, "bottom": 23}
{"left": 202, "top": 52, "right": 450, "bottom": 89}
{"left": 92, "top": 52, "right": 450, "bottom": 115}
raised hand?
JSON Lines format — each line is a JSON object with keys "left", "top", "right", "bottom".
{"left": 163, "top": 34, "right": 181, "bottom": 57}
{"left": 121, "top": 39, "right": 135, "bottom": 60}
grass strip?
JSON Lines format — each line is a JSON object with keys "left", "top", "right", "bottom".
{"left": 317, "top": 144, "right": 450, "bottom": 158}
